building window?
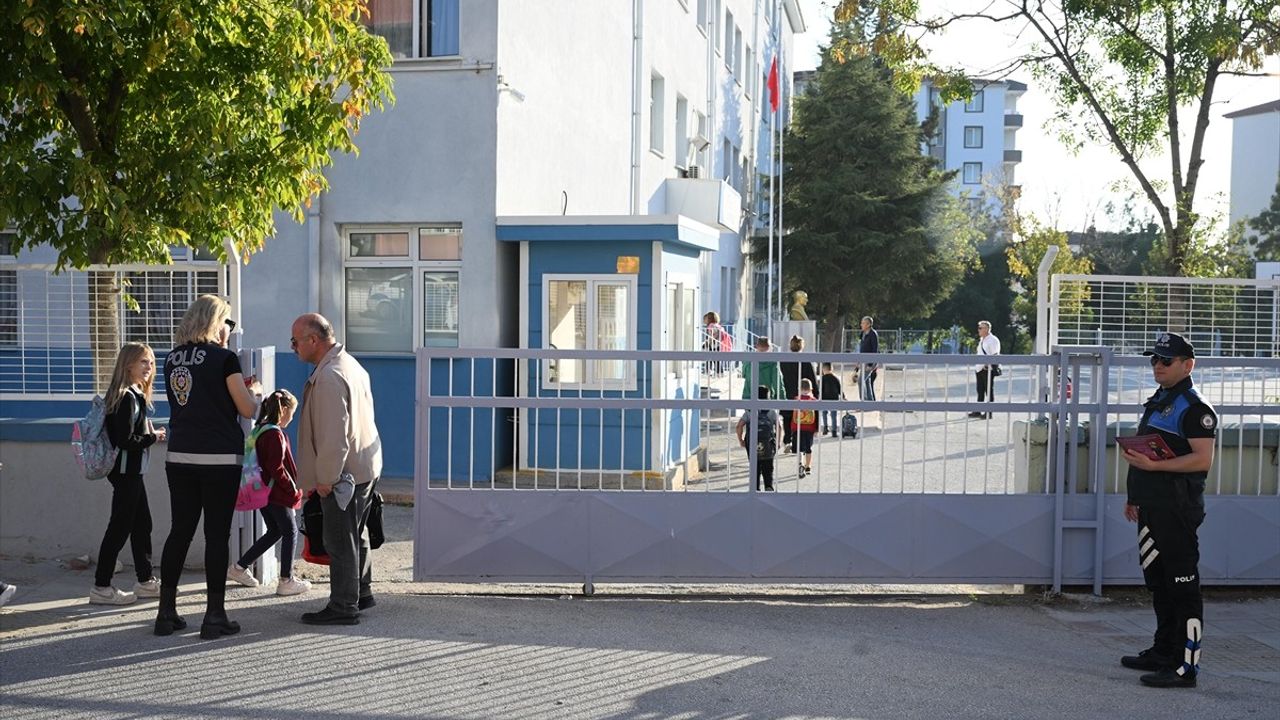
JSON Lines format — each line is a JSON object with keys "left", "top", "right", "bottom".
{"left": 694, "top": 111, "right": 709, "bottom": 170}
{"left": 343, "top": 225, "right": 462, "bottom": 352}
{"left": 675, "top": 95, "right": 689, "bottom": 169}
{"left": 722, "top": 138, "right": 732, "bottom": 181}
{"left": 0, "top": 231, "right": 14, "bottom": 345}
{"left": 964, "top": 91, "right": 984, "bottom": 112}
{"left": 650, "top": 72, "right": 665, "bottom": 155}
{"left": 734, "top": 27, "right": 743, "bottom": 79}
{"left": 964, "top": 126, "right": 983, "bottom": 148}
{"left": 543, "top": 275, "right": 637, "bottom": 389}
{"left": 363, "top": 0, "right": 459, "bottom": 60}
{"left": 724, "top": 10, "right": 734, "bottom": 68}
{"left": 696, "top": 0, "right": 708, "bottom": 33}
{"left": 122, "top": 270, "right": 222, "bottom": 347}
{"left": 963, "top": 162, "right": 983, "bottom": 184}
{"left": 744, "top": 46, "right": 754, "bottom": 97}
{"left": 714, "top": 0, "right": 722, "bottom": 52}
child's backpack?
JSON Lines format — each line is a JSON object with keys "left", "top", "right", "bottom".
{"left": 71, "top": 395, "right": 118, "bottom": 480}
{"left": 235, "top": 424, "right": 278, "bottom": 512}
{"left": 756, "top": 410, "right": 778, "bottom": 458}
{"left": 841, "top": 412, "right": 859, "bottom": 439}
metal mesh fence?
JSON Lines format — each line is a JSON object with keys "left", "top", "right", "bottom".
{"left": 1051, "top": 274, "right": 1280, "bottom": 357}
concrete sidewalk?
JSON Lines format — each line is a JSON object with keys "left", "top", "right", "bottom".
{"left": 2, "top": 549, "right": 1277, "bottom": 720}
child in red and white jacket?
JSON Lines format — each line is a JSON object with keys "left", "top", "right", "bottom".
{"left": 227, "top": 390, "right": 311, "bottom": 596}
{"left": 792, "top": 378, "right": 820, "bottom": 478}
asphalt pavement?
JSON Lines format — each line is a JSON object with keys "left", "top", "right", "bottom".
{"left": 3, "top": 507, "right": 1278, "bottom": 720}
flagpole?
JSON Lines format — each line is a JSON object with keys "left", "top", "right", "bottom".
{"left": 768, "top": 9, "right": 778, "bottom": 320}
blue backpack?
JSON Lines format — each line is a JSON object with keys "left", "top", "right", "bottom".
{"left": 71, "top": 396, "right": 118, "bottom": 480}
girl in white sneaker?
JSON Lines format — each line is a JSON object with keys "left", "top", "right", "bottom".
{"left": 91, "top": 343, "right": 165, "bottom": 606}
{"left": 227, "top": 390, "right": 311, "bottom": 596}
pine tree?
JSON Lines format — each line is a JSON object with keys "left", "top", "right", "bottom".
{"left": 1247, "top": 180, "right": 1280, "bottom": 262}
{"left": 763, "top": 21, "right": 976, "bottom": 348}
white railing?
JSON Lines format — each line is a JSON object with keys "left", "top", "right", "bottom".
{"left": 1050, "top": 274, "right": 1280, "bottom": 357}
{"left": 416, "top": 347, "right": 1280, "bottom": 497}
{"left": 1, "top": 262, "right": 225, "bottom": 399}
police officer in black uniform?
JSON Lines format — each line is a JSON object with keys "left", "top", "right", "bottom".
{"left": 1120, "top": 332, "right": 1217, "bottom": 689}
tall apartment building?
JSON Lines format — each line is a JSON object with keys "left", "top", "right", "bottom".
{"left": 915, "top": 78, "right": 1026, "bottom": 205}
{"left": 1225, "top": 100, "right": 1280, "bottom": 236}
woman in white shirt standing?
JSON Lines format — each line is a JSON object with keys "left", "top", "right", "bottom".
{"left": 971, "top": 320, "right": 1001, "bottom": 419}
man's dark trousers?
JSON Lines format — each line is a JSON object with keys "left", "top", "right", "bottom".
{"left": 321, "top": 479, "right": 377, "bottom": 615}
{"left": 1138, "top": 502, "right": 1204, "bottom": 672}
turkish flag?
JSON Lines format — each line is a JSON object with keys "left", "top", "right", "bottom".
{"left": 767, "top": 56, "right": 779, "bottom": 112}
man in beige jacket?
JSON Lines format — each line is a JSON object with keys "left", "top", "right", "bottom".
{"left": 292, "top": 313, "right": 383, "bottom": 625}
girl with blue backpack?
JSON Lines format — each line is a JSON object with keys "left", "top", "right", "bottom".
{"left": 90, "top": 342, "right": 165, "bottom": 606}
{"left": 226, "top": 389, "right": 311, "bottom": 596}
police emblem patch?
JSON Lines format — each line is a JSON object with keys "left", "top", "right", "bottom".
{"left": 1161, "top": 405, "right": 1174, "bottom": 417}
{"left": 1201, "top": 414, "right": 1215, "bottom": 429}
{"left": 1157, "top": 332, "right": 1170, "bottom": 344}
{"left": 170, "top": 367, "right": 193, "bottom": 406}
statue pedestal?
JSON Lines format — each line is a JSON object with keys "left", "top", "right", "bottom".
{"left": 771, "top": 320, "right": 816, "bottom": 350}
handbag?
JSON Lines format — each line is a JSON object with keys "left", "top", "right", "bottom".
{"left": 234, "top": 424, "right": 277, "bottom": 512}
{"left": 367, "top": 491, "right": 385, "bottom": 550}
{"left": 302, "top": 492, "right": 327, "bottom": 558}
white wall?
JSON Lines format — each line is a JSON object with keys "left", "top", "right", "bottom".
{"left": 1229, "top": 110, "right": 1280, "bottom": 231}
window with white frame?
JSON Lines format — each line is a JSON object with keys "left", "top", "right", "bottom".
{"left": 650, "top": 72, "right": 665, "bottom": 155}
{"left": 722, "top": 138, "right": 732, "bottom": 181}
{"left": 363, "top": 0, "right": 459, "bottom": 60}
{"left": 696, "top": 0, "right": 708, "bottom": 32}
{"left": 694, "top": 111, "right": 709, "bottom": 170}
{"left": 714, "top": 0, "right": 722, "bottom": 52}
{"left": 964, "top": 126, "right": 983, "bottom": 148}
{"left": 724, "top": 10, "right": 734, "bottom": 68}
{"left": 963, "top": 162, "right": 983, "bottom": 184}
{"left": 675, "top": 94, "right": 689, "bottom": 169}
{"left": 744, "top": 46, "right": 754, "bottom": 96}
{"left": 543, "top": 275, "right": 636, "bottom": 389}
{"left": 343, "top": 225, "right": 462, "bottom": 352}
{"left": 0, "top": 230, "right": 15, "bottom": 348}
{"left": 733, "top": 27, "right": 743, "bottom": 80}
{"left": 964, "top": 91, "right": 984, "bottom": 112}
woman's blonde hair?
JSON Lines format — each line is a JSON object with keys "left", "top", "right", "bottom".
{"left": 175, "top": 294, "right": 231, "bottom": 345}
{"left": 104, "top": 343, "right": 156, "bottom": 413}
{"left": 255, "top": 388, "right": 298, "bottom": 428}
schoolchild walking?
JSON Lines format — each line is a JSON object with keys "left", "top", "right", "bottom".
{"left": 792, "top": 378, "right": 819, "bottom": 477}
{"left": 736, "top": 385, "right": 782, "bottom": 491}
{"left": 819, "top": 362, "right": 843, "bottom": 437}
{"left": 227, "top": 390, "right": 312, "bottom": 596}
{"left": 90, "top": 343, "right": 166, "bottom": 605}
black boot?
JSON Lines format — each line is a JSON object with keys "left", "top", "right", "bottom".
{"left": 154, "top": 585, "right": 187, "bottom": 636}
{"left": 200, "top": 609, "right": 241, "bottom": 640}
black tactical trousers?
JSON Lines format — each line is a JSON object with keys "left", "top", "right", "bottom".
{"left": 1137, "top": 501, "right": 1205, "bottom": 676}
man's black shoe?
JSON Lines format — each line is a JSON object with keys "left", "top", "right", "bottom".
{"left": 358, "top": 595, "right": 377, "bottom": 610}
{"left": 1140, "top": 667, "right": 1196, "bottom": 688}
{"left": 301, "top": 607, "right": 360, "bottom": 626}
{"left": 967, "top": 412, "right": 984, "bottom": 418}
{"left": 1121, "top": 648, "right": 1178, "bottom": 671}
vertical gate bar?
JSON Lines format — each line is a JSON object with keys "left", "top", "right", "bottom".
{"left": 942, "top": 359, "right": 950, "bottom": 494}
{"left": 1092, "top": 349, "right": 1110, "bottom": 595}
{"left": 1052, "top": 348, "right": 1069, "bottom": 593}
{"left": 555, "top": 354, "right": 562, "bottom": 490}
{"left": 599, "top": 363, "right": 605, "bottom": 491}
{"left": 446, "top": 358, "right": 454, "bottom": 488}
{"left": 469, "top": 357, "right": 475, "bottom": 489}
{"left": 492, "top": 357, "right": 498, "bottom": 489}
{"left": 747, "top": 358, "right": 757, "bottom": 496}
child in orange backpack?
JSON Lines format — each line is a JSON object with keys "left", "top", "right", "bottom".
{"left": 792, "top": 378, "right": 819, "bottom": 478}
{"left": 226, "top": 390, "right": 311, "bottom": 596}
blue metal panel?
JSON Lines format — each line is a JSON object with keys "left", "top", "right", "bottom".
{"left": 423, "top": 357, "right": 515, "bottom": 482}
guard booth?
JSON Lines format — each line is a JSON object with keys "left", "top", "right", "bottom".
{"left": 485, "top": 215, "right": 721, "bottom": 487}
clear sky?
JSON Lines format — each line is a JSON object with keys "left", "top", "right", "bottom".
{"left": 792, "top": 0, "right": 1280, "bottom": 232}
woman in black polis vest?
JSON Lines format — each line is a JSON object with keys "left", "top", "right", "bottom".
{"left": 156, "top": 295, "right": 259, "bottom": 639}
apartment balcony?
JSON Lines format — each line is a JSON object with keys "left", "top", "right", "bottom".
{"left": 1004, "top": 113, "right": 1023, "bottom": 127}
{"left": 1004, "top": 149, "right": 1023, "bottom": 162}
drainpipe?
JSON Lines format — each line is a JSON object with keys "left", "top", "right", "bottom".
{"left": 630, "top": 0, "right": 644, "bottom": 214}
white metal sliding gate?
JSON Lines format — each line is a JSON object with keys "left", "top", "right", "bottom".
{"left": 414, "top": 348, "right": 1280, "bottom": 591}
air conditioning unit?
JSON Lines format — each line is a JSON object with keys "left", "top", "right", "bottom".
{"left": 686, "top": 165, "right": 701, "bottom": 179}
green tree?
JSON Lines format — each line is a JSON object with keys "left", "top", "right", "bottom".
{"left": 1006, "top": 218, "right": 1094, "bottom": 343}
{"left": 928, "top": 192, "right": 1017, "bottom": 342}
{"left": 1246, "top": 179, "right": 1280, "bottom": 261}
{"left": 766, "top": 22, "right": 978, "bottom": 350}
{"left": 834, "top": 0, "right": 1280, "bottom": 274}
{"left": 2, "top": 0, "right": 393, "bottom": 386}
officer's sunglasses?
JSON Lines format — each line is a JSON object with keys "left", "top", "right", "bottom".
{"left": 1149, "top": 355, "right": 1178, "bottom": 367}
